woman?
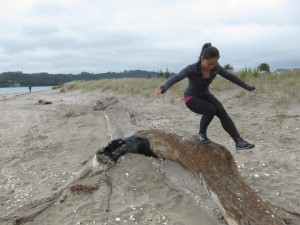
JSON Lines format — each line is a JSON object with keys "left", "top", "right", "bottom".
{"left": 154, "top": 43, "right": 258, "bottom": 150}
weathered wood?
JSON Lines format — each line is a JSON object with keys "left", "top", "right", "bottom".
{"left": 38, "top": 99, "right": 52, "bottom": 105}
{"left": 136, "top": 130, "right": 286, "bottom": 225}
{"left": 0, "top": 156, "right": 113, "bottom": 223}
{"left": 93, "top": 97, "right": 118, "bottom": 111}
{"left": 0, "top": 191, "right": 61, "bottom": 223}
{"left": 101, "top": 100, "right": 286, "bottom": 224}
{"left": 100, "top": 174, "right": 112, "bottom": 212}
{"left": 104, "top": 105, "right": 138, "bottom": 140}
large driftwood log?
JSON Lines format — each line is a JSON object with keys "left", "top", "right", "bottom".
{"left": 0, "top": 99, "right": 287, "bottom": 225}
{"left": 136, "top": 130, "right": 286, "bottom": 225}
{"left": 102, "top": 101, "right": 286, "bottom": 225}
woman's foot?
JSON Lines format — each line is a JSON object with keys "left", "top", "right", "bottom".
{"left": 198, "top": 133, "right": 211, "bottom": 144}
{"left": 236, "top": 138, "right": 255, "bottom": 150}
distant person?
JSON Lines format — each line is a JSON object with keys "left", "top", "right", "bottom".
{"left": 153, "top": 43, "right": 258, "bottom": 150}
{"left": 29, "top": 85, "right": 32, "bottom": 93}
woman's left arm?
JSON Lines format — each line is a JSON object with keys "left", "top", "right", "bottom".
{"left": 218, "top": 66, "right": 257, "bottom": 92}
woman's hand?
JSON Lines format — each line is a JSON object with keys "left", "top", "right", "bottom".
{"left": 153, "top": 88, "right": 164, "bottom": 97}
{"left": 251, "top": 87, "right": 259, "bottom": 94}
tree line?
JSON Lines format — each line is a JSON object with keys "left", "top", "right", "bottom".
{"left": 223, "top": 62, "right": 271, "bottom": 73}
{"left": 0, "top": 70, "right": 170, "bottom": 87}
{"left": 0, "top": 63, "right": 271, "bottom": 87}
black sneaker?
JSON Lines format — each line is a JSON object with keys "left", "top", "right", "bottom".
{"left": 197, "top": 133, "right": 211, "bottom": 144}
{"left": 236, "top": 138, "right": 255, "bottom": 150}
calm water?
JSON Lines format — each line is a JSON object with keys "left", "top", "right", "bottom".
{"left": 0, "top": 86, "right": 53, "bottom": 94}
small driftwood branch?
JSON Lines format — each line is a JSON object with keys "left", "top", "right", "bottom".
{"left": 0, "top": 156, "right": 113, "bottom": 223}
{"left": 38, "top": 100, "right": 52, "bottom": 105}
{"left": 99, "top": 174, "right": 112, "bottom": 212}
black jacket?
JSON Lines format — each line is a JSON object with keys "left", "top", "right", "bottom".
{"left": 161, "top": 62, "right": 254, "bottom": 96}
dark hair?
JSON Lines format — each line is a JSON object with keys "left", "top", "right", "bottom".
{"left": 199, "top": 43, "right": 220, "bottom": 60}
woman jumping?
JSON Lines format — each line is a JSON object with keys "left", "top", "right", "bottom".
{"left": 154, "top": 43, "right": 258, "bottom": 150}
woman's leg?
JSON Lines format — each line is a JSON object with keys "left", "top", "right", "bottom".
{"left": 185, "top": 97, "right": 216, "bottom": 134}
{"left": 186, "top": 95, "right": 255, "bottom": 149}
{"left": 203, "top": 95, "right": 241, "bottom": 141}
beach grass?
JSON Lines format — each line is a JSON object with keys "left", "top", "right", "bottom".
{"left": 63, "top": 71, "right": 300, "bottom": 106}
{"left": 63, "top": 78, "right": 187, "bottom": 99}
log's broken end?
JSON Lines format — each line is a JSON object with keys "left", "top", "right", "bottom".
{"left": 96, "top": 135, "right": 156, "bottom": 164}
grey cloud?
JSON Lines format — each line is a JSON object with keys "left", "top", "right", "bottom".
{"left": 28, "top": 1, "right": 66, "bottom": 16}
{"left": 0, "top": 0, "right": 299, "bottom": 73}
{"left": 2, "top": 25, "right": 145, "bottom": 53}
{"left": 21, "top": 24, "right": 60, "bottom": 37}
{"left": 0, "top": 29, "right": 166, "bottom": 73}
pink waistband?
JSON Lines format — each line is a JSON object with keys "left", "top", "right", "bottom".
{"left": 183, "top": 96, "right": 194, "bottom": 103}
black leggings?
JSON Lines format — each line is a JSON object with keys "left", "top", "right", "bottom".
{"left": 185, "top": 95, "right": 241, "bottom": 141}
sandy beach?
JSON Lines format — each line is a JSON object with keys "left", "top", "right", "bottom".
{"left": 0, "top": 86, "right": 299, "bottom": 225}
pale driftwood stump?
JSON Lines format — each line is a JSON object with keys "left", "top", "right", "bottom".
{"left": 0, "top": 98, "right": 287, "bottom": 225}
{"left": 93, "top": 96, "right": 118, "bottom": 111}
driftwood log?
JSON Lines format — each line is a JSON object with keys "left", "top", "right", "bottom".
{"left": 38, "top": 99, "right": 52, "bottom": 105}
{"left": 136, "top": 130, "right": 286, "bottom": 225}
{"left": 0, "top": 99, "right": 287, "bottom": 225}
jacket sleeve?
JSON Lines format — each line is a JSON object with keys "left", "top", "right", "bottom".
{"left": 160, "top": 66, "right": 190, "bottom": 93}
{"left": 218, "top": 66, "right": 254, "bottom": 91}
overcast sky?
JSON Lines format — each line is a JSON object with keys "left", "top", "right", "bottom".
{"left": 0, "top": 0, "right": 299, "bottom": 74}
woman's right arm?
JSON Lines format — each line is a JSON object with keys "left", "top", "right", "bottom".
{"left": 159, "top": 66, "right": 190, "bottom": 94}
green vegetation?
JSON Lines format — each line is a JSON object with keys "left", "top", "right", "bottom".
{"left": 238, "top": 67, "right": 250, "bottom": 78}
{"left": 157, "top": 68, "right": 171, "bottom": 79}
{"left": 3, "top": 66, "right": 298, "bottom": 107}
{"left": 257, "top": 62, "right": 271, "bottom": 73}
{"left": 63, "top": 78, "right": 186, "bottom": 98}
{"left": 223, "top": 64, "right": 234, "bottom": 71}
{"left": 63, "top": 70, "right": 299, "bottom": 107}
{"left": 236, "top": 70, "right": 299, "bottom": 106}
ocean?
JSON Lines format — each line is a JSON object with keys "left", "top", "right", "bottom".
{"left": 0, "top": 86, "right": 53, "bottom": 94}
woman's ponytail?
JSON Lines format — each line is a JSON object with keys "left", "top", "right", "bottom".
{"left": 199, "top": 42, "right": 220, "bottom": 60}
{"left": 200, "top": 43, "right": 212, "bottom": 57}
